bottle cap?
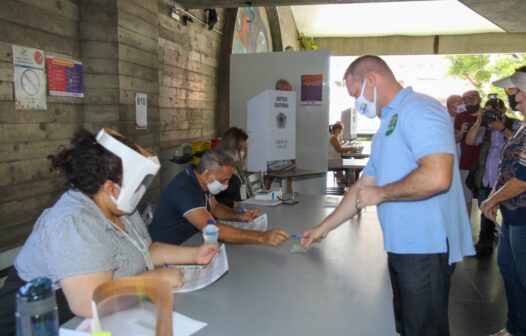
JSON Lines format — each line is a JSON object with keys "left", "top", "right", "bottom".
{"left": 207, "top": 219, "right": 215, "bottom": 225}
{"left": 18, "top": 277, "right": 53, "bottom": 302}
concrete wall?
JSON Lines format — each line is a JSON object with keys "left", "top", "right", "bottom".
{"left": 276, "top": 7, "right": 300, "bottom": 51}
{"left": 0, "top": 0, "right": 83, "bottom": 252}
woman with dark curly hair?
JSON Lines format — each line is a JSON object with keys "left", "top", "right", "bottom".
{"left": 0, "top": 128, "right": 218, "bottom": 335}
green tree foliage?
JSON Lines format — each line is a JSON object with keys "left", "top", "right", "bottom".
{"left": 445, "top": 54, "right": 526, "bottom": 101}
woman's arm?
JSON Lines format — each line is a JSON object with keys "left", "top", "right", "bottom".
{"left": 60, "top": 268, "right": 187, "bottom": 318}
{"left": 465, "top": 115, "right": 482, "bottom": 146}
{"left": 330, "top": 136, "right": 355, "bottom": 153}
{"left": 149, "top": 242, "right": 219, "bottom": 266}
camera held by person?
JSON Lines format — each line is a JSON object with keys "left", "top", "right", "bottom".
{"left": 481, "top": 94, "right": 504, "bottom": 127}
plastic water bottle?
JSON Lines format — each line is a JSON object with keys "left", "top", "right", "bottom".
{"left": 202, "top": 219, "right": 219, "bottom": 245}
{"left": 16, "top": 277, "right": 59, "bottom": 336}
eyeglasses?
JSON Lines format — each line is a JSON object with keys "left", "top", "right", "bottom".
{"left": 504, "top": 87, "right": 520, "bottom": 95}
{"left": 462, "top": 95, "right": 480, "bottom": 100}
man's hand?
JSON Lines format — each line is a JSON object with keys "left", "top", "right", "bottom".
{"left": 480, "top": 197, "right": 499, "bottom": 222}
{"left": 301, "top": 224, "right": 328, "bottom": 248}
{"left": 195, "top": 244, "right": 220, "bottom": 264}
{"left": 356, "top": 186, "right": 383, "bottom": 209}
{"left": 260, "top": 228, "right": 289, "bottom": 246}
{"left": 238, "top": 208, "right": 260, "bottom": 222}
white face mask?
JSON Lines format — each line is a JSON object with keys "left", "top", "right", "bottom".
{"left": 110, "top": 183, "right": 146, "bottom": 215}
{"left": 455, "top": 104, "right": 466, "bottom": 113}
{"left": 239, "top": 150, "right": 246, "bottom": 160}
{"left": 207, "top": 176, "right": 229, "bottom": 195}
{"left": 354, "top": 80, "right": 377, "bottom": 119}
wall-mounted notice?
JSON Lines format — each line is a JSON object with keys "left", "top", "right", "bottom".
{"left": 135, "top": 92, "right": 147, "bottom": 129}
{"left": 13, "top": 45, "right": 46, "bottom": 109}
{"left": 301, "top": 74, "right": 323, "bottom": 106}
{"left": 46, "top": 55, "right": 84, "bottom": 97}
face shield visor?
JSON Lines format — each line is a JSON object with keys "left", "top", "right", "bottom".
{"left": 90, "top": 277, "right": 173, "bottom": 336}
{"left": 96, "top": 128, "right": 161, "bottom": 214}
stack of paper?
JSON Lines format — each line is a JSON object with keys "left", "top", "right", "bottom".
{"left": 172, "top": 244, "right": 228, "bottom": 293}
{"left": 323, "top": 196, "right": 340, "bottom": 208}
{"left": 221, "top": 213, "right": 268, "bottom": 231}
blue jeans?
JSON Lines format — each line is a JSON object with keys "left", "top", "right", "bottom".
{"left": 498, "top": 209, "right": 526, "bottom": 336}
{"left": 477, "top": 186, "right": 497, "bottom": 245}
{"left": 388, "top": 252, "right": 455, "bottom": 336}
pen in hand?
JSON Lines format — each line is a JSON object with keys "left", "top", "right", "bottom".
{"left": 289, "top": 234, "right": 303, "bottom": 239}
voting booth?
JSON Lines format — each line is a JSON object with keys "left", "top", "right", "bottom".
{"left": 246, "top": 90, "right": 296, "bottom": 172}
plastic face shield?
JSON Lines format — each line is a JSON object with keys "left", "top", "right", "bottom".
{"left": 90, "top": 277, "right": 173, "bottom": 336}
{"left": 96, "top": 128, "right": 161, "bottom": 214}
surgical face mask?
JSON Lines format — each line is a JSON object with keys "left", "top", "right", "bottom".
{"left": 465, "top": 104, "right": 480, "bottom": 113}
{"left": 354, "top": 80, "right": 377, "bottom": 119}
{"left": 508, "top": 93, "right": 519, "bottom": 111}
{"left": 239, "top": 150, "right": 246, "bottom": 159}
{"left": 455, "top": 104, "right": 466, "bottom": 113}
{"left": 207, "top": 175, "right": 228, "bottom": 195}
{"left": 110, "top": 184, "right": 146, "bottom": 213}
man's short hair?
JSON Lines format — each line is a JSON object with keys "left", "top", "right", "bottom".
{"left": 343, "top": 55, "right": 395, "bottom": 83}
{"left": 197, "top": 148, "right": 234, "bottom": 174}
{"left": 275, "top": 79, "right": 292, "bottom": 91}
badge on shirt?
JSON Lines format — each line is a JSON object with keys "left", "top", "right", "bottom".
{"left": 385, "top": 114, "right": 398, "bottom": 136}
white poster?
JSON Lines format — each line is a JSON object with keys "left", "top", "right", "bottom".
{"left": 135, "top": 92, "right": 147, "bottom": 129}
{"left": 13, "top": 45, "right": 46, "bottom": 110}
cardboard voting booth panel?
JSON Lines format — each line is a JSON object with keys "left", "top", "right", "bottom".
{"left": 247, "top": 90, "right": 296, "bottom": 172}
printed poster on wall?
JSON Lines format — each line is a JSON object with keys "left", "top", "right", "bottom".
{"left": 46, "top": 55, "right": 84, "bottom": 97}
{"left": 301, "top": 74, "right": 323, "bottom": 106}
{"left": 135, "top": 93, "right": 147, "bottom": 129}
{"left": 12, "top": 45, "right": 47, "bottom": 110}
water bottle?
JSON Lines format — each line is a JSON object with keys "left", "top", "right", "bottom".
{"left": 202, "top": 219, "right": 219, "bottom": 245}
{"left": 16, "top": 277, "right": 59, "bottom": 336}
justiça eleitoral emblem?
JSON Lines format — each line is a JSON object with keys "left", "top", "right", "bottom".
{"left": 276, "top": 112, "right": 287, "bottom": 129}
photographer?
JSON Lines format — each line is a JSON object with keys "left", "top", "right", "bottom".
{"left": 465, "top": 96, "right": 520, "bottom": 256}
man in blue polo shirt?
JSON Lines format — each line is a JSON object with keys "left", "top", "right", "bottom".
{"left": 149, "top": 148, "right": 289, "bottom": 246}
{"left": 301, "top": 55, "right": 474, "bottom": 336}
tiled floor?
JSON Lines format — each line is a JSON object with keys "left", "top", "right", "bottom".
{"left": 325, "top": 175, "right": 507, "bottom": 335}
{"left": 450, "top": 204, "right": 507, "bottom": 336}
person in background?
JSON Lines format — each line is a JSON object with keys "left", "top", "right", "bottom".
{"left": 454, "top": 90, "right": 484, "bottom": 216}
{"left": 446, "top": 94, "right": 466, "bottom": 158}
{"left": 465, "top": 97, "right": 521, "bottom": 256}
{"left": 215, "top": 127, "right": 257, "bottom": 215}
{"left": 481, "top": 67, "right": 526, "bottom": 336}
{"left": 0, "top": 128, "right": 219, "bottom": 335}
{"left": 328, "top": 121, "right": 357, "bottom": 185}
{"left": 263, "top": 79, "right": 295, "bottom": 193}
{"left": 301, "top": 55, "right": 474, "bottom": 336}
{"left": 149, "top": 148, "right": 289, "bottom": 246}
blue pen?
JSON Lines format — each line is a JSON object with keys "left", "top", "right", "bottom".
{"left": 238, "top": 207, "right": 247, "bottom": 213}
{"left": 289, "top": 234, "right": 303, "bottom": 239}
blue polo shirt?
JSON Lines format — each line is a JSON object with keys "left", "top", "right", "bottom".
{"left": 363, "top": 87, "right": 475, "bottom": 264}
{"left": 149, "top": 165, "right": 209, "bottom": 244}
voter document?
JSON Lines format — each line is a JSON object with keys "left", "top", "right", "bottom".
{"left": 221, "top": 213, "right": 268, "bottom": 231}
{"left": 172, "top": 244, "right": 228, "bottom": 293}
{"left": 290, "top": 244, "right": 309, "bottom": 253}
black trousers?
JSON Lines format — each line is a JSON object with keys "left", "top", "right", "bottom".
{"left": 0, "top": 267, "right": 74, "bottom": 336}
{"left": 388, "top": 252, "right": 456, "bottom": 336}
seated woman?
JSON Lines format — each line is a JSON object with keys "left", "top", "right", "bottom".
{"left": 328, "top": 121, "right": 357, "bottom": 185}
{"left": 216, "top": 127, "right": 259, "bottom": 214}
{"left": 0, "top": 128, "right": 218, "bottom": 335}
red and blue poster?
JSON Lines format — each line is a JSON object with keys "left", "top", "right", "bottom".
{"left": 301, "top": 74, "right": 323, "bottom": 106}
{"left": 46, "top": 56, "right": 84, "bottom": 97}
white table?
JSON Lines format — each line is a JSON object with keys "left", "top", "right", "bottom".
{"left": 177, "top": 195, "right": 395, "bottom": 335}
